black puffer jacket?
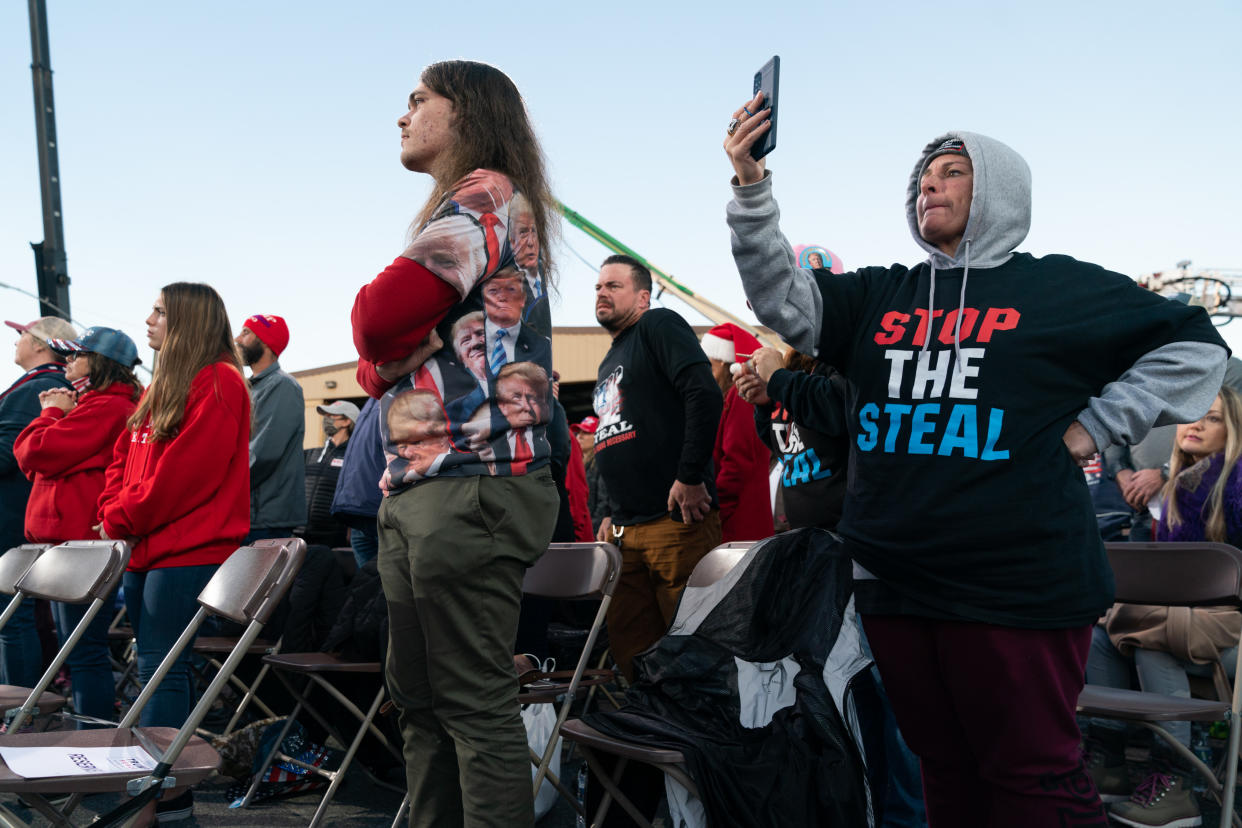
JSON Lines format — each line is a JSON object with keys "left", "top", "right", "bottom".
{"left": 321, "top": 558, "right": 386, "bottom": 663}
{"left": 303, "top": 439, "right": 348, "bottom": 547}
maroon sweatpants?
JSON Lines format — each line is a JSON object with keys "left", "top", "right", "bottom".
{"left": 861, "top": 615, "right": 1108, "bottom": 828}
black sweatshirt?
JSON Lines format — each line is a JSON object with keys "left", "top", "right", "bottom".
{"left": 592, "top": 309, "right": 722, "bottom": 525}
{"left": 757, "top": 364, "right": 851, "bottom": 531}
{"left": 811, "top": 255, "right": 1225, "bottom": 627}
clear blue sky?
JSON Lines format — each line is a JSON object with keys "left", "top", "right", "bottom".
{"left": 3, "top": 0, "right": 1240, "bottom": 389}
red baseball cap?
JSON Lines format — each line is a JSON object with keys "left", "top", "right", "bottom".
{"left": 570, "top": 415, "right": 599, "bottom": 435}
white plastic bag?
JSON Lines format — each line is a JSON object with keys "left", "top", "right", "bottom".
{"left": 522, "top": 701, "right": 561, "bottom": 819}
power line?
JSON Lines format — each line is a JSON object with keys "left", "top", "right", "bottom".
{"left": 0, "top": 280, "right": 153, "bottom": 377}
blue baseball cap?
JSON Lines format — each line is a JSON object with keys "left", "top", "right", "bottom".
{"left": 46, "top": 327, "right": 141, "bottom": 368}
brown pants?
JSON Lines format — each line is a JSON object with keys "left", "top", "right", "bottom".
{"left": 606, "top": 511, "right": 721, "bottom": 679}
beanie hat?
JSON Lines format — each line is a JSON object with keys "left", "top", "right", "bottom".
{"left": 926, "top": 137, "right": 968, "bottom": 163}
{"left": 700, "top": 323, "right": 762, "bottom": 364}
{"left": 243, "top": 314, "right": 290, "bottom": 357}
{"left": 920, "top": 138, "right": 970, "bottom": 181}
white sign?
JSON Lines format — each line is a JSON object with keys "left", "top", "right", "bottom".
{"left": 0, "top": 745, "right": 156, "bottom": 778}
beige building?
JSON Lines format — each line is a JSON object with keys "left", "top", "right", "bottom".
{"left": 292, "top": 324, "right": 775, "bottom": 448}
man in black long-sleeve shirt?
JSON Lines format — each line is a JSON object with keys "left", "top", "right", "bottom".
{"left": 591, "top": 254, "right": 723, "bottom": 679}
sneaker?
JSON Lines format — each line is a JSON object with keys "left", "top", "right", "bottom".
{"left": 1109, "top": 771, "right": 1201, "bottom": 828}
{"left": 1084, "top": 743, "right": 1131, "bottom": 803}
{"left": 154, "top": 790, "right": 193, "bottom": 824}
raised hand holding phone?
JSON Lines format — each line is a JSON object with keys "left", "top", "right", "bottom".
{"left": 749, "top": 56, "right": 779, "bottom": 160}
{"left": 724, "top": 91, "right": 770, "bottom": 185}
{"left": 724, "top": 56, "right": 780, "bottom": 185}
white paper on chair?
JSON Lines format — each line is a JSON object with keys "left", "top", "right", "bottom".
{"left": 0, "top": 745, "right": 157, "bottom": 778}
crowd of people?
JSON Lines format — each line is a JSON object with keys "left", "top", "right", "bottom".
{"left": 0, "top": 58, "right": 1235, "bottom": 828}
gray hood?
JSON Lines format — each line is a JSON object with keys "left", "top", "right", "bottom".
{"left": 903, "top": 131, "right": 1031, "bottom": 367}
{"left": 904, "top": 130, "right": 1031, "bottom": 268}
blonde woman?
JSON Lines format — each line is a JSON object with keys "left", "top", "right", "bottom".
{"left": 1088, "top": 388, "right": 1242, "bottom": 825}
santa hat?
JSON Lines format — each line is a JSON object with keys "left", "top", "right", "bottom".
{"left": 700, "top": 323, "right": 762, "bottom": 364}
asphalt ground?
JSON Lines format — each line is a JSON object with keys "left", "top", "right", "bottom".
{"left": 0, "top": 756, "right": 586, "bottom": 827}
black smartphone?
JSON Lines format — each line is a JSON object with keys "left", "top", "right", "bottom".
{"left": 750, "top": 55, "right": 780, "bottom": 161}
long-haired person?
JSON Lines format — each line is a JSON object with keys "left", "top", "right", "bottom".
{"left": 96, "top": 284, "right": 250, "bottom": 822}
{"left": 1088, "top": 388, "right": 1242, "bottom": 826}
{"left": 14, "top": 327, "right": 143, "bottom": 726}
{"left": 351, "top": 61, "right": 559, "bottom": 827}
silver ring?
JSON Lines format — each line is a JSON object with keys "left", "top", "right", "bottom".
{"left": 743, "top": 106, "right": 753, "bottom": 117}
{"left": 726, "top": 117, "right": 740, "bottom": 135}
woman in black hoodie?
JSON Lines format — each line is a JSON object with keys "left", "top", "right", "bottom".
{"left": 725, "top": 103, "right": 1227, "bottom": 827}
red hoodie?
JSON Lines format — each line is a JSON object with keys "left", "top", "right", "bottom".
{"left": 97, "top": 361, "right": 251, "bottom": 571}
{"left": 14, "top": 383, "right": 139, "bottom": 543}
{"left": 567, "top": 435, "right": 594, "bottom": 543}
{"left": 714, "top": 385, "right": 775, "bottom": 543}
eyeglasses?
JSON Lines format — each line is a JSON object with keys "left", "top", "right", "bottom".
{"left": 65, "top": 351, "right": 87, "bottom": 362}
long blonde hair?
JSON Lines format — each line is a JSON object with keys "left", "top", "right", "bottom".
{"left": 127, "top": 283, "right": 242, "bottom": 440}
{"left": 1162, "top": 386, "right": 1242, "bottom": 541}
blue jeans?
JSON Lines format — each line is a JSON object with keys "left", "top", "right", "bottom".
{"left": 0, "top": 600, "right": 42, "bottom": 688}
{"left": 1128, "top": 513, "right": 1154, "bottom": 542}
{"left": 123, "top": 565, "right": 218, "bottom": 728}
{"left": 1086, "top": 625, "right": 1238, "bottom": 747}
{"left": 350, "top": 525, "right": 378, "bottom": 568}
{"left": 53, "top": 592, "right": 118, "bottom": 726}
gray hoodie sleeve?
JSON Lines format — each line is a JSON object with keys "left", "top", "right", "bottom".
{"left": 1076, "top": 341, "right": 1227, "bottom": 453}
{"left": 726, "top": 172, "right": 823, "bottom": 355}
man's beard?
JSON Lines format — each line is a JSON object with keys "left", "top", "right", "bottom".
{"left": 596, "top": 308, "right": 624, "bottom": 333}
{"left": 240, "top": 340, "right": 265, "bottom": 366}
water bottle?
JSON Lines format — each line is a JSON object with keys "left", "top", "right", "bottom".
{"left": 576, "top": 762, "right": 588, "bottom": 828}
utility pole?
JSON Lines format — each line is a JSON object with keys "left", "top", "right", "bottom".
{"left": 28, "top": 0, "right": 71, "bottom": 320}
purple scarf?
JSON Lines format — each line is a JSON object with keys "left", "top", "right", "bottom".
{"left": 1157, "top": 452, "right": 1242, "bottom": 547}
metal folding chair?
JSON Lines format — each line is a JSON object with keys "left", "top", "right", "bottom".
{"left": 105, "top": 605, "right": 140, "bottom": 703}
{"left": 2, "top": 540, "right": 130, "bottom": 735}
{"left": 0, "top": 537, "right": 306, "bottom": 828}
{"left": 234, "top": 652, "right": 401, "bottom": 828}
{"left": 0, "top": 544, "right": 60, "bottom": 731}
{"left": 522, "top": 542, "right": 622, "bottom": 802}
{"left": 1077, "top": 541, "right": 1242, "bottom": 828}
{"left": 190, "top": 634, "right": 281, "bottom": 736}
{"left": 559, "top": 541, "right": 752, "bottom": 828}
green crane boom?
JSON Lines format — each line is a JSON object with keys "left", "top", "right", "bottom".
{"left": 558, "top": 202, "right": 783, "bottom": 348}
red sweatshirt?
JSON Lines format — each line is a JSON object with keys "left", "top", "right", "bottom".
{"left": 713, "top": 386, "right": 775, "bottom": 543}
{"left": 567, "top": 435, "right": 594, "bottom": 543}
{"left": 353, "top": 252, "right": 463, "bottom": 399}
{"left": 14, "top": 383, "right": 139, "bottom": 543}
{"left": 97, "top": 362, "right": 251, "bottom": 571}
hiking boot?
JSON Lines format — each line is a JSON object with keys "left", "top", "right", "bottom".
{"left": 1084, "top": 743, "right": 1131, "bottom": 803}
{"left": 154, "top": 790, "right": 193, "bottom": 824}
{"left": 1109, "top": 770, "right": 1201, "bottom": 828}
